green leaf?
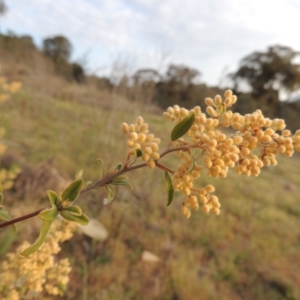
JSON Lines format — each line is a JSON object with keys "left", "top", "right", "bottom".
{"left": 0, "top": 193, "right": 3, "bottom": 205}
{"left": 165, "top": 171, "right": 175, "bottom": 206}
{"left": 61, "top": 179, "right": 84, "bottom": 203}
{"left": 111, "top": 176, "right": 133, "bottom": 190}
{"left": 39, "top": 205, "right": 58, "bottom": 222}
{"left": 96, "top": 158, "right": 105, "bottom": 177}
{"left": 47, "top": 190, "right": 60, "bottom": 206}
{"left": 134, "top": 148, "right": 143, "bottom": 158}
{"left": 103, "top": 185, "right": 116, "bottom": 205}
{"left": 62, "top": 205, "right": 82, "bottom": 216}
{"left": 127, "top": 149, "right": 142, "bottom": 166}
{"left": 60, "top": 210, "right": 89, "bottom": 225}
{"left": 115, "top": 163, "right": 123, "bottom": 171}
{"left": 171, "top": 112, "right": 195, "bottom": 141}
{"left": 21, "top": 221, "right": 51, "bottom": 256}
{"left": 108, "top": 162, "right": 123, "bottom": 174}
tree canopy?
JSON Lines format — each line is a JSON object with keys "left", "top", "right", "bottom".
{"left": 43, "top": 35, "right": 72, "bottom": 62}
{"left": 231, "top": 45, "right": 300, "bottom": 97}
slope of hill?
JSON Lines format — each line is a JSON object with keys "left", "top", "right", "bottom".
{"left": 1, "top": 36, "right": 300, "bottom": 300}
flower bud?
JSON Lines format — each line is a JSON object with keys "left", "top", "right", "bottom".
{"left": 136, "top": 116, "right": 144, "bottom": 125}
{"left": 147, "top": 160, "right": 156, "bottom": 169}
{"left": 205, "top": 98, "right": 214, "bottom": 106}
{"left": 224, "top": 90, "right": 233, "bottom": 98}
{"left": 205, "top": 184, "right": 215, "bottom": 193}
{"left": 121, "top": 123, "right": 129, "bottom": 133}
{"left": 151, "top": 152, "right": 160, "bottom": 160}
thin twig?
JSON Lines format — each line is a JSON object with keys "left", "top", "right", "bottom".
{"left": 0, "top": 145, "right": 191, "bottom": 229}
{"left": 155, "top": 162, "right": 175, "bottom": 174}
{"left": 0, "top": 207, "right": 46, "bottom": 229}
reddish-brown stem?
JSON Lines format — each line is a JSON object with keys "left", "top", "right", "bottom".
{"left": 0, "top": 145, "right": 193, "bottom": 229}
{"left": 155, "top": 162, "right": 175, "bottom": 174}
{"left": 0, "top": 207, "right": 46, "bottom": 229}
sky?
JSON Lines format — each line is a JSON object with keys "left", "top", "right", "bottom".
{"left": 1, "top": 0, "right": 300, "bottom": 86}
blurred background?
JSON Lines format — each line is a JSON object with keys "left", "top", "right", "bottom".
{"left": 1, "top": 0, "right": 300, "bottom": 299}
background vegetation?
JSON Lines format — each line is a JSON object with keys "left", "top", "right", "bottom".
{"left": 1, "top": 7, "right": 300, "bottom": 299}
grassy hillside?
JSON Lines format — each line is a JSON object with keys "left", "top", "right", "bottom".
{"left": 1, "top": 44, "right": 300, "bottom": 300}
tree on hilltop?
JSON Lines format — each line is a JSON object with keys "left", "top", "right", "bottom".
{"left": 230, "top": 45, "right": 300, "bottom": 118}
{"left": 43, "top": 35, "right": 72, "bottom": 62}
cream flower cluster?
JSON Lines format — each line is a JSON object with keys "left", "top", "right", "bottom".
{"left": 164, "top": 90, "right": 300, "bottom": 218}
{"left": 172, "top": 150, "right": 202, "bottom": 196}
{"left": 0, "top": 166, "right": 21, "bottom": 190}
{"left": 121, "top": 116, "right": 161, "bottom": 168}
{"left": 0, "top": 74, "right": 22, "bottom": 103}
{"left": 0, "top": 220, "right": 76, "bottom": 299}
{"left": 0, "top": 72, "right": 22, "bottom": 191}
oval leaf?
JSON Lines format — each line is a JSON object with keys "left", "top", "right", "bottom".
{"left": 60, "top": 210, "right": 89, "bottom": 225}
{"left": 0, "top": 193, "right": 3, "bottom": 205}
{"left": 111, "top": 176, "right": 133, "bottom": 190}
{"left": 104, "top": 185, "right": 116, "bottom": 205}
{"left": 165, "top": 171, "right": 175, "bottom": 206}
{"left": 171, "top": 112, "right": 195, "bottom": 141}
{"left": 134, "top": 148, "right": 143, "bottom": 158}
{"left": 21, "top": 222, "right": 51, "bottom": 256}
{"left": 39, "top": 205, "right": 58, "bottom": 222}
{"left": 63, "top": 205, "right": 82, "bottom": 216}
{"left": 115, "top": 163, "right": 123, "bottom": 171}
{"left": 47, "top": 190, "right": 60, "bottom": 206}
{"left": 61, "top": 179, "right": 84, "bottom": 203}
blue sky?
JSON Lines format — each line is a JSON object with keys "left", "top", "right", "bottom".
{"left": 1, "top": 0, "right": 300, "bottom": 85}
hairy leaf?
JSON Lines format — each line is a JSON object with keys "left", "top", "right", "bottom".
{"left": 47, "top": 190, "right": 60, "bottom": 206}
{"left": 60, "top": 210, "right": 89, "bottom": 225}
{"left": 171, "top": 112, "right": 195, "bottom": 141}
{"left": 61, "top": 179, "right": 84, "bottom": 203}
{"left": 111, "top": 176, "right": 133, "bottom": 190}
{"left": 63, "top": 205, "right": 82, "bottom": 216}
{"left": 134, "top": 148, "right": 143, "bottom": 158}
{"left": 103, "top": 185, "right": 116, "bottom": 205}
{"left": 21, "top": 222, "right": 51, "bottom": 256}
{"left": 39, "top": 204, "right": 58, "bottom": 222}
{"left": 165, "top": 171, "right": 175, "bottom": 206}
{"left": 115, "top": 163, "right": 123, "bottom": 171}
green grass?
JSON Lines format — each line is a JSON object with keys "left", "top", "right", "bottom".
{"left": 1, "top": 84, "right": 300, "bottom": 300}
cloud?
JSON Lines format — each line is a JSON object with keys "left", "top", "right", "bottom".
{"left": 2, "top": 0, "right": 300, "bottom": 84}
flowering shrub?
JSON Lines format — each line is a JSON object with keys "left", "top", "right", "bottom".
{"left": 1, "top": 87, "right": 300, "bottom": 298}
{"left": 0, "top": 219, "right": 76, "bottom": 299}
{"left": 0, "top": 72, "right": 21, "bottom": 191}
{"left": 2, "top": 89, "right": 300, "bottom": 239}
{"left": 120, "top": 90, "right": 300, "bottom": 218}
{"left": 0, "top": 74, "right": 22, "bottom": 103}
{"left": 0, "top": 71, "right": 21, "bottom": 226}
